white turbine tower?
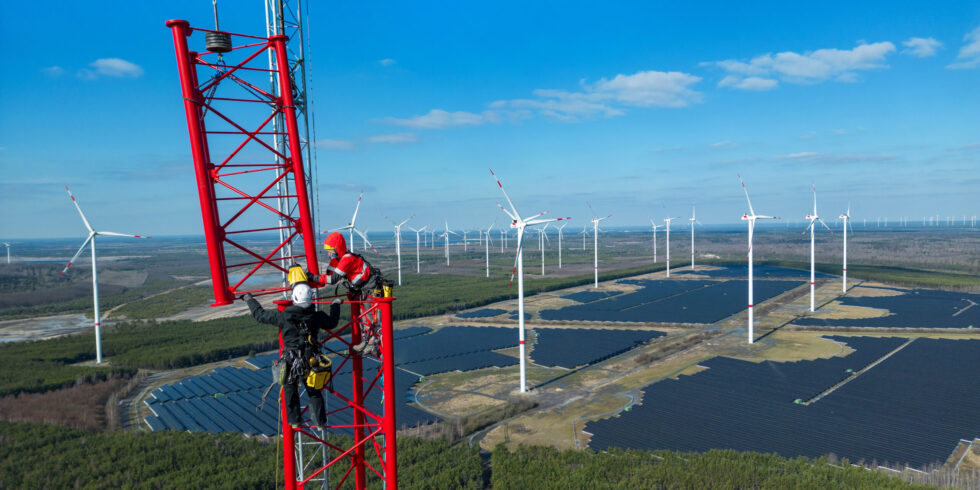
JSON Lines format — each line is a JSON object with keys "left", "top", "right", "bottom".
{"left": 802, "top": 183, "right": 832, "bottom": 312}
{"left": 490, "top": 169, "right": 568, "bottom": 393}
{"left": 839, "top": 205, "right": 852, "bottom": 293}
{"left": 2, "top": 242, "right": 9, "bottom": 264}
{"left": 484, "top": 222, "right": 496, "bottom": 277}
{"left": 738, "top": 175, "right": 778, "bottom": 344}
{"left": 385, "top": 215, "right": 412, "bottom": 286}
{"left": 499, "top": 229, "right": 507, "bottom": 253}
{"left": 580, "top": 224, "right": 589, "bottom": 250}
{"left": 330, "top": 190, "right": 373, "bottom": 251}
{"left": 557, "top": 222, "right": 568, "bottom": 268}
{"left": 649, "top": 218, "right": 660, "bottom": 263}
{"left": 60, "top": 186, "right": 150, "bottom": 364}
{"left": 689, "top": 203, "right": 702, "bottom": 270}
{"left": 408, "top": 224, "right": 428, "bottom": 273}
{"left": 663, "top": 216, "right": 680, "bottom": 277}
{"left": 538, "top": 224, "right": 550, "bottom": 276}
{"left": 441, "top": 220, "right": 460, "bottom": 266}
{"left": 588, "top": 204, "right": 611, "bottom": 288}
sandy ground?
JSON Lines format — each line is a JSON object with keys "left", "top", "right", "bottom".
{"left": 0, "top": 313, "right": 91, "bottom": 342}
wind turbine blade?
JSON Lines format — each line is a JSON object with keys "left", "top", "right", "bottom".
{"left": 489, "top": 169, "right": 522, "bottom": 219}
{"left": 737, "top": 174, "right": 756, "bottom": 216}
{"left": 65, "top": 186, "right": 94, "bottom": 232}
{"left": 818, "top": 218, "right": 833, "bottom": 233}
{"left": 350, "top": 190, "right": 364, "bottom": 226}
{"left": 60, "top": 233, "right": 94, "bottom": 277}
{"left": 508, "top": 233, "right": 528, "bottom": 287}
{"left": 354, "top": 228, "right": 375, "bottom": 251}
{"left": 98, "top": 231, "right": 150, "bottom": 239}
{"left": 399, "top": 216, "right": 412, "bottom": 227}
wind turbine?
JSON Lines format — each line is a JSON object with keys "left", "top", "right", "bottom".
{"left": 839, "top": 205, "right": 852, "bottom": 293}
{"left": 60, "top": 186, "right": 150, "bottom": 364}
{"left": 408, "top": 224, "right": 428, "bottom": 273}
{"left": 385, "top": 214, "right": 412, "bottom": 285}
{"left": 580, "top": 224, "right": 589, "bottom": 250}
{"left": 499, "top": 229, "right": 507, "bottom": 253}
{"left": 557, "top": 222, "right": 568, "bottom": 268}
{"left": 490, "top": 169, "right": 568, "bottom": 393}
{"left": 484, "top": 222, "right": 495, "bottom": 278}
{"left": 537, "top": 223, "right": 551, "bottom": 276}
{"left": 738, "top": 175, "right": 778, "bottom": 344}
{"left": 689, "top": 203, "right": 702, "bottom": 270}
{"left": 441, "top": 220, "right": 460, "bottom": 266}
{"left": 802, "top": 183, "right": 832, "bottom": 312}
{"left": 329, "top": 190, "right": 373, "bottom": 251}
{"left": 663, "top": 216, "right": 680, "bottom": 277}
{"left": 588, "top": 203, "right": 611, "bottom": 288}
{"left": 2, "top": 242, "right": 9, "bottom": 264}
{"left": 648, "top": 218, "right": 660, "bottom": 263}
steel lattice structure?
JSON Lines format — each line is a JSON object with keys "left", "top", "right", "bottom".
{"left": 166, "top": 20, "right": 398, "bottom": 489}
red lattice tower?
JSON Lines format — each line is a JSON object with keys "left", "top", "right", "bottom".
{"left": 166, "top": 20, "right": 397, "bottom": 490}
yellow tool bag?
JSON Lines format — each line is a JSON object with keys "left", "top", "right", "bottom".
{"left": 305, "top": 353, "right": 332, "bottom": 390}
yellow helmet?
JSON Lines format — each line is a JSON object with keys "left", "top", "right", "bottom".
{"left": 287, "top": 264, "right": 308, "bottom": 286}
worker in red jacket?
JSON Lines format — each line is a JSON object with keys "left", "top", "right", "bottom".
{"left": 313, "top": 232, "right": 381, "bottom": 295}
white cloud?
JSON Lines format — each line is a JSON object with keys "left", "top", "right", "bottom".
{"left": 901, "top": 37, "right": 942, "bottom": 57}
{"left": 590, "top": 71, "right": 703, "bottom": 107}
{"left": 494, "top": 70, "right": 701, "bottom": 121}
{"left": 947, "top": 26, "right": 980, "bottom": 69}
{"left": 710, "top": 41, "right": 896, "bottom": 89}
{"left": 718, "top": 76, "right": 778, "bottom": 91}
{"left": 773, "top": 152, "right": 896, "bottom": 164}
{"left": 379, "top": 58, "right": 396, "bottom": 67}
{"left": 42, "top": 66, "right": 64, "bottom": 77}
{"left": 77, "top": 58, "right": 144, "bottom": 79}
{"left": 315, "top": 139, "right": 355, "bottom": 151}
{"left": 380, "top": 69, "right": 701, "bottom": 127}
{"left": 708, "top": 141, "right": 738, "bottom": 150}
{"left": 366, "top": 132, "right": 418, "bottom": 144}
{"left": 381, "top": 109, "right": 492, "bottom": 129}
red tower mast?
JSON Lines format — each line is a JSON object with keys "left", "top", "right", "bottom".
{"left": 166, "top": 20, "right": 398, "bottom": 489}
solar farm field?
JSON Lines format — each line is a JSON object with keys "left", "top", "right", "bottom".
{"left": 456, "top": 308, "right": 508, "bottom": 318}
{"left": 540, "top": 279, "right": 801, "bottom": 323}
{"left": 586, "top": 337, "right": 980, "bottom": 468}
{"left": 795, "top": 288, "right": 980, "bottom": 329}
{"left": 144, "top": 326, "right": 520, "bottom": 434}
{"left": 671, "top": 265, "right": 835, "bottom": 279}
{"left": 531, "top": 328, "right": 665, "bottom": 369}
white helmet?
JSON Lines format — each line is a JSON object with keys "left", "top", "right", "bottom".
{"left": 291, "top": 283, "right": 313, "bottom": 307}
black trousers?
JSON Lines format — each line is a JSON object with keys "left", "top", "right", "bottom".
{"left": 283, "top": 380, "right": 326, "bottom": 427}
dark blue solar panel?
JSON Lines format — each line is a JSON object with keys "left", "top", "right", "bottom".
{"left": 586, "top": 337, "right": 979, "bottom": 468}
{"left": 671, "top": 265, "right": 834, "bottom": 279}
{"left": 399, "top": 351, "right": 518, "bottom": 375}
{"left": 561, "top": 290, "right": 623, "bottom": 303}
{"left": 531, "top": 328, "right": 665, "bottom": 369}
{"left": 456, "top": 308, "right": 507, "bottom": 318}
{"left": 394, "top": 326, "right": 515, "bottom": 364}
{"left": 144, "top": 416, "right": 166, "bottom": 431}
{"left": 541, "top": 280, "right": 799, "bottom": 324}
{"left": 508, "top": 311, "right": 531, "bottom": 321}
{"left": 793, "top": 288, "right": 980, "bottom": 329}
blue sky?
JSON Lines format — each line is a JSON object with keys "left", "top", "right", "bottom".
{"left": 1, "top": 1, "right": 978, "bottom": 239}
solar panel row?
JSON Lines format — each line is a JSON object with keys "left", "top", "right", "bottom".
{"left": 531, "top": 328, "right": 665, "bottom": 369}
{"left": 587, "top": 337, "right": 980, "bottom": 468}
{"left": 561, "top": 290, "right": 623, "bottom": 304}
{"left": 793, "top": 289, "right": 980, "bottom": 329}
{"left": 541, "top": 280, "right": 800, "bottom": 324}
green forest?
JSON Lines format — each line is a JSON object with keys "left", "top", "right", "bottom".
{"left": 0, "top": 421, "right": 926, "bottom": 489}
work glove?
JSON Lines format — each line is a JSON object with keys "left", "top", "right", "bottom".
{"left": 331, "top": 298, "right": 343, "bottom": 306}
{"left": 242, "top": 293, "right": 254, "bottom": 303}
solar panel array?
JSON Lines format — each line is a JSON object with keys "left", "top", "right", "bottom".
{"left": 541, "top": 280, "right": 800, "bottom": 324}
{"left": 793, "top": 288, "right": 980, "bottom": 329}
{"left": 531, "top": 328, "right": 666, "bottom": 369}
{"left": 587, "top": 337, "right": 980, "bottom": 468}
{"left": 145, "top": 325, "right": 517, "bottom": 435}
{"left": 561, "top": 290, "right": 623, "bottom": 303}
{"left": 456, "top": 308, "right": 508, "bottom": 318}
{"left": 146, "top": 359, "right": 437, "bottom": 436}
{"left": 672, "top": 265, "right": 834, "bottom": 279}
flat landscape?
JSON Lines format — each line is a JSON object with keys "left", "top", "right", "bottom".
{"left": 1, "top": 227, "right": 978, "bottom": 486}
